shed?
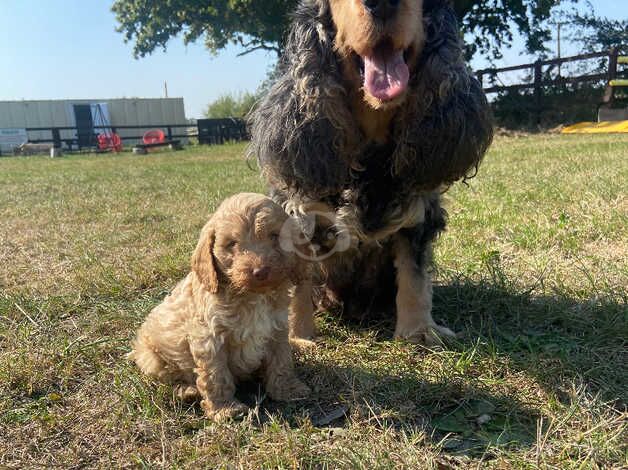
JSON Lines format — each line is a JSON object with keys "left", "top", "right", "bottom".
{"left": 0, "top": 98, "right": 187, "bottom": 153}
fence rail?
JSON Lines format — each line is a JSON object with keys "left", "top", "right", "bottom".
{"left": 476, "top": 49, "right": 619, "bottom": 93}
{"left": 476, "top": 50, "right": 612, "bottom": 80}
{"left": 23, "top": 124, "right": 192, "bottom": 150}
{"left": 17, "top": 119, "right": 248, "bottom": 151}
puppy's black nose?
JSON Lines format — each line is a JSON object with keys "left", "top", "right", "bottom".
{"left": 252, "top": 266, "right": 270, "bottom": 281}
{"left": 363, "top": 0, "right": 400, "bottom": 20}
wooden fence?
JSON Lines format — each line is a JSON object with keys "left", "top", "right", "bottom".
{"left": 476, "top": 48, "right": 624, "bottom": 123}
{"left": 196, "top": 118, "right": 248, "bottom": 145}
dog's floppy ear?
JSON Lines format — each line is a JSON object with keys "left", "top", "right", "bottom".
{"left": 191, "top": 222, "right": 219, "bottom": 294}
{"left": 392, "top": 2, "right": 493, "bottom": 190}
{"left": 247, "top": 0, "right": 360, "bottom": 198}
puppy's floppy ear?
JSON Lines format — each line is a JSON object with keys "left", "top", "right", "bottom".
{"left": 247, "top": 0, "right": 360, "bottom": 199}
{"left": 191, "top": 222, "right": 219, "bottom": 294}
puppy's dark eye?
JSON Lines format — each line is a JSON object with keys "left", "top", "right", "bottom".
{"left": 225, "top": 240, "right": 237, "bottom": 250}
{"left": 270, "top": 232, "right": 279, "bottom": 242}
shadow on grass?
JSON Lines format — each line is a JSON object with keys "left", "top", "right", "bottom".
{"left": 251, "top": 362, "right": 541, "bottom": 456}
{"left": 433, "top": 278, "right": 627, "bottom": 404}
{"left": 335, "top": 272, "right": 625, "bottom": 403}
{"left": 243, "top": 275, "right": 625, "bottom": 456}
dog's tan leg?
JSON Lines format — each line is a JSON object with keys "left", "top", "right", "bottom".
{"left": 392, "top": 234, "right": 456, "bottom": 345}
{"left": 190, "top": 336, "right": 247, "bottom": 421}
{"left": 263, "top": 334, "right": 311, "bottom": 402}
{"left": 289, "top": 279, "right": 317, "bottom": 348}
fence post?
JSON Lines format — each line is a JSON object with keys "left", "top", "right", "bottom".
{"left": 52, "top": 128, "right": 62, "bottom": 149}
{"left": 608, "top": 47, "right": 618, "bottom": 81}
{"left": 533, "top": 60, "right": 543, "bottom": 126}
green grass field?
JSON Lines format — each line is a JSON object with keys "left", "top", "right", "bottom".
{"left": 1, "top": 135, "right": 626, "bottom": 468}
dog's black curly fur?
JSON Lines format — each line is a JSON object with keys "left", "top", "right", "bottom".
{"left": 249, "top": 0, "right": 492, "bottom": 201}
{"left": 248, "top": 0, "right": 493, "bottom": 324}
{"left": 249, "top": 0, "right": 354, "bottom": 198}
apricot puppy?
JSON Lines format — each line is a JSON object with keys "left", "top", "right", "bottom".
{"left": 129, "top": 193, "right": 310, "bottom": 421}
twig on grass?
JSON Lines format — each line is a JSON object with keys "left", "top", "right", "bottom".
{"left": 14, "top": 302, "right": 39, "bottom": 328}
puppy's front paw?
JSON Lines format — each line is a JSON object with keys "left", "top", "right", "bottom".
{"left": 290, "top": 337, "right": 317, "bottom": 353}
{"left": 267, "top": 377, "right": 311, "bottom": 402}
{"left": 202, "top": 399, "right": 248, "bottom": 422}
{"left": 174, "top": 384, "right": 200, "bottom": 402}
{"left": 394, "top": 323, "right": 457, "bottom": 347}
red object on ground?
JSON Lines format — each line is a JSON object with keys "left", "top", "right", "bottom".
{"left": 97, "top": 133, "right": 123, "bottom": 152}
{"left": 143, "top": 129, "right": 166, "bottom": 145}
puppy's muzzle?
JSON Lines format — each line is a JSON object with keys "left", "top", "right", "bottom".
{"left": 252, "top": 266, "right": 271, "bottom": 282}
{"left": 240, "top": 256, "right": 286, "bottom": 292}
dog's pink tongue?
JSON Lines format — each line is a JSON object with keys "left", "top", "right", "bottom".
{"left": 363, "top": 49, "right": 409, "bottom": 101}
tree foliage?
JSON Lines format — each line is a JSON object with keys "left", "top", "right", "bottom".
{"left": 112, "top": 0, "right": 586, "bottom": 60}
{"left": 112, "top": 0, "right": 296, "bottom": 57}
{"left": 204, "top": 92, "right": 260, "bottom": 118}
{"left": 453, "top": 0, "right": 573, "bottom": 60}
{"left": 567, "top": 13, "right": 628, "bottom": 54}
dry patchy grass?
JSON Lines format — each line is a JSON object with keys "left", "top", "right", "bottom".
{"left": 1, "top": 136, "right": 626, "bottom": 468}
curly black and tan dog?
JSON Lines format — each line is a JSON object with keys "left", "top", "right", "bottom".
{"left": 248, "top": 0, "right": 493, "bottom": 345}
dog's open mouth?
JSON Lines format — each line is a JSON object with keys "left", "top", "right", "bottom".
{"left": 356, "top": 40, "right": 410, "bottom": 101}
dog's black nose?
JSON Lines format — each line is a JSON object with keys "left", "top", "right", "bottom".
{"left": 363, "top": 0, "right": 400, "bottom": 20}
{"left": 252, "top": 266, "right": 271, "bottom": 281}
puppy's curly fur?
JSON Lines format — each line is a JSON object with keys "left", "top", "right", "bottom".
{"left": 129, "top": 193, "right": 310, "bottom": 421}
{"left": 248, "top": 0, "right": 493, "bottom": 344}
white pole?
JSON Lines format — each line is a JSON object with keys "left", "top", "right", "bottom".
{"left": 557, "top": 23, "right": 562, "bottom": 77}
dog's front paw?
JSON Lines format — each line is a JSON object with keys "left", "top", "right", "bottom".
{"left": 202, "top": 399, "right": 248, "bottom": 422}
{"left": 267, "top": 377, "right": 311, "bottom": 402}
{"left": 394, "top": 323, "right": 457, "bottom": 347}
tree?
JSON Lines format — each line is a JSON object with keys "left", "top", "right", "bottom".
{"left": 112, "top": 0, "right": 582, "bottom": 61}
{"left": 204, "top": 92, "right": 260, "bottom": 118}
{"left": 567, "top": 13, "right": 628, "bottom": 54}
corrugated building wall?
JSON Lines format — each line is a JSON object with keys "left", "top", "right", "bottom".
{"left": 0, "top": 98, "right": 187, "bottom": 150}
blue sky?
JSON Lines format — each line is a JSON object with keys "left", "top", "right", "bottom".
{"left": 0, "top": 0, "right": 624, "bottom": 118}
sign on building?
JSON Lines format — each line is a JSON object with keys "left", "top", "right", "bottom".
{"left": 0, "top": 128, "right": 28, "bottom": 154}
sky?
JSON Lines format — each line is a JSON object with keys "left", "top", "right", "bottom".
{"left": 0, "top": 0, "right": 624, "bottom": 119}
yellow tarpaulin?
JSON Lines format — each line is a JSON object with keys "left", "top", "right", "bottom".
{"left": 561, "top": 120, "right": 628, "bottom": 134}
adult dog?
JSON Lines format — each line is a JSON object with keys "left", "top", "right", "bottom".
{"left": 249, "top": 0, "right": 493, "bottom": 345}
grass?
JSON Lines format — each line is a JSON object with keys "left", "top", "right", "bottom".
{"left": 1, "top": 135, "right": 626, "bottom": 468}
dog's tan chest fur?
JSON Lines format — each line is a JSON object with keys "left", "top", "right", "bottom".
{"left": 352, "top": 93, "right": 396, "bottom": 143}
